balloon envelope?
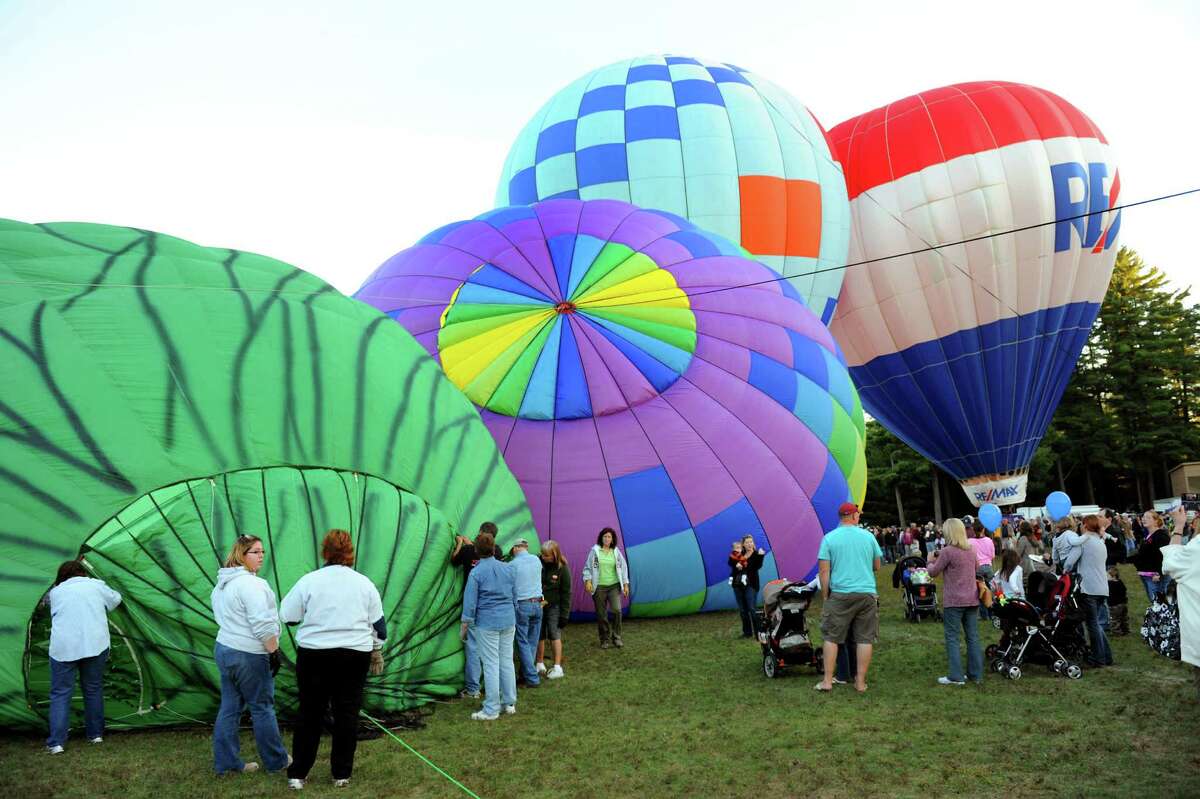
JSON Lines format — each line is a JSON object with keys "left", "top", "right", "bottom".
{"left": 828, "top": 82, "right": 1120, "bottom": 507}
{"left": 357, "top": 199, "right": 867, "bottom": 617}
{"left": 0, "top": 220, "right": 534, "bottom": 729}
{"left": 495, "top": 55, "right": 850, "bottom": 324}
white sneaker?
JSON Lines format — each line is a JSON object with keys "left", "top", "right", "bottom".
{"left": 937, "top": 676, "right": 966, "bottom": 686}
{"left": 241, "top": 762, "right": 260, "bottom": 773}
{"left": 288, "top": 778, "right": 305, "bottom": 790}
{"left": 332, "top": 778, "right": 350, "bottom": 787}
{"left": 536, "top": 661, "right": 547, "bottom": 675}
{"left": 547, "top": 665, "right": 564, "bottom": 679}
{"left": 470, "top": 710, "right": 499, "bottom": 721}
{"left": 45, "top": 745, "right": 64, "bottom": 755}
{"left": 502, "top": 704, "right": 516, "bottom": 715}
{"left": 89, "top": 736, "right": 103, "bottom": 744}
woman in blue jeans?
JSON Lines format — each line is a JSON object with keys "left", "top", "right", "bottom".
{"left": 1135, "top": 510, "right": 1174, "bottom": 601}
{"left": 459, "top": 530, "right": 518, "bottom": 721}
{"left": 926, "top": 519, "right": 983, "bottom": 685}
{"left": 728, "top": 535, "right": 765, "bottom": 638}
{"left": 210, "top": 535, "right": 289, "bottom": 776}
{"left": 44, "top": 560, "right": 122, "bottom": 754}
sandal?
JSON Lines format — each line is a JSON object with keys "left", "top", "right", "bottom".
{"left": 813, "top": 682, "right": 833, "bottom": 692}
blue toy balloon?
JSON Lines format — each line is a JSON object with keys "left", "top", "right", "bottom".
{"left": 979, "top": 503, "right": 1002, "bottom": 532}
{"left": 1045, "top": 491, "right": 1072, "bottom": 521}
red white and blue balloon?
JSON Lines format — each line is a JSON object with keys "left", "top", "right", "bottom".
{"left": 828, "top": 82, "right": 1120, "bottom": 507}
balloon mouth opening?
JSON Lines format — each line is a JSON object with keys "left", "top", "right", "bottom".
{"left": 554, "top": 301, "right": 577, "bottom": 315}
{"left": 20, "top": 465, "right": 443, "bottom": 729}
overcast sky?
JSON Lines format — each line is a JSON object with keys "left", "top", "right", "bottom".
{"left": 2, "top": 0, "right": 1196, "bottom": 296}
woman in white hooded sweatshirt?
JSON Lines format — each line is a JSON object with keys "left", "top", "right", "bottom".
{"left": 210, "top": 534, "right": 289, "bottom": 776}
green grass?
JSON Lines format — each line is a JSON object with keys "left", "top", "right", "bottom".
{"left": 2, "top": 564, "right": 1198, "bottom": 799}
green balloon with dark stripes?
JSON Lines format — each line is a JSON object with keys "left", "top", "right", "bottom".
{"left": 0, "top": 219, "right": 535, "bottom": 729}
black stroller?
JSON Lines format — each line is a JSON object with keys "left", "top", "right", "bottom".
{"left": 986, "top": 572, "right": 1087, "bottom": 680}
{"left": 891, "top": 555, "right": 941, "bottom": 622}
{"left": 757, "top": 579, "right": 823, "bottom": 678}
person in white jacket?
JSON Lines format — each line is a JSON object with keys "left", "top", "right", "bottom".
{"left": 280, "top": 529, "right": 386, "bottom": 790}
{"left": 44, "top": 560, "right": 122, "bottom": 754}
{"left": 1162, "top": 506, "right": 1200, "bottom": 699}
{"left": 210, "top": 534, "right": 289, "bottom": 776}
{"left": 581, "top": 527, "right": 630, "bottom": 649}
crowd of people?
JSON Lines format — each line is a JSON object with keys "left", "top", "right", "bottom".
{"left": 849, "top": 505, "right": 1200, "bottom": 690}
{"left": 35, "top": 500, "right": 1200, "bottom": 787}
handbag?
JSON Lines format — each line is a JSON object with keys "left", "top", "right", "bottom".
{"left": 1141, "top": 596, "right": 1181, "bottom": 660}
{"left": 976, "top": 579, "right": 994, "bottom": 608}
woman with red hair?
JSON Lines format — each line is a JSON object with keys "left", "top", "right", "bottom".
{"left": 280, "top": 530, "right": 386, "bottom": 790}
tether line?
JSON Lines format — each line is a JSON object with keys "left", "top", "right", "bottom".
{"left": 359, "top": 710, "right": 483, "bottom": 799}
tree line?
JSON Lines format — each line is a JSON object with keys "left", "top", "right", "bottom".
{"left": 861, "top": 246, "right": 1200, "bottom": 526}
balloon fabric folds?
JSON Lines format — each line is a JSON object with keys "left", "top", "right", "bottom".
{"left": 356, "top": 199, "right": 867, "bottom": 618}
{"left": 827, "top": 82, "right": 1120, "bottom": 507}
{"left": 495, "top": 54, "right": 850, "bottom": 325}
{"left": 0, "top": 220, "right": 534, "bottom": 729}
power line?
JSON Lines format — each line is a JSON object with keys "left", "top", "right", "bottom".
{"left": 2, "top": 186, "right": 1196, "bottom": 307}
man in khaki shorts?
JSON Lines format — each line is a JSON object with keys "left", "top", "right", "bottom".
{"left": 815, "top": 503, "right": 882, "bottom": 693}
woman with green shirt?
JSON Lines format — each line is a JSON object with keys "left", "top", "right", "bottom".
{"left": 582, "top": 528, "right": 630, "bottom": 649}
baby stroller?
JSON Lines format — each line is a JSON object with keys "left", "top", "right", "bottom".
{"left": 891, "top": 555, "right": 941, "bottom": 622}
{"left": 757, "top": 579, "right": 823, "bottom": 678}
{"left": 987, "top": 572, "right": 1086, "bottom": 680}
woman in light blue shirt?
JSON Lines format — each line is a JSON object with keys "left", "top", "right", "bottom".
{"left": 44, "top": 560, "right": 121, "bottom": 754}
{"left": 459, "top": 530, "right": 517, "bottom": 720}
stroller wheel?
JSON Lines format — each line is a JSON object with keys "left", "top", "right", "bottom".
{"left": 763, "top": 654, "right": 780, "bottom": 679}
{"left": 991, "top": 617, "right": 1002, "bottom": 631}
{"left": 985, "top": 644, "right": 999, "bottom": 659}
{"left": 990, "top": 658, "right": 1006, "bottom": 674}
{"left": 1006, "top": 664, "right": 1022, "bottom": 681}
{"left": 1065, "top": 663, "right": 1083, "bottom": 680}
{"left": 1051, "top": 658, "right": 1067, "bottom": 674}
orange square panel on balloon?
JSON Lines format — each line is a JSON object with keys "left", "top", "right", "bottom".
{"left": 738, "top": 175, "right": 822, "bottom": 258}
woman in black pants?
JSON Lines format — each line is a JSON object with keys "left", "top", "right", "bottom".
{"left": 729, "top": 534, "right": 765, "bottom": 637}
{"left": 279, "top": 530, "right": 386, "bottom": 790}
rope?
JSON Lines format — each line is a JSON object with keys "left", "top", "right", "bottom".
{"left": 359, "top": 709, "right": 482, "bottom": 799}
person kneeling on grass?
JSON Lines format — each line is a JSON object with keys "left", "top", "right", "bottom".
{"left": 815, "top": 503, "right": 881, "bottom": 693}
{"left": 536, "top": 540, "right": 571, "bottom": 679}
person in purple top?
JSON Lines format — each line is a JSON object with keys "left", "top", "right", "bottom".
{"left": 927, "top": 518, "right": 983, "bottom": 685}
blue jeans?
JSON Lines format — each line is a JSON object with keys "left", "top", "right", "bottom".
{"left": 1140, "top": 574, "right": 1174, "bottom": 603}
{"left": 212, "top": 642, "right": 289, "bottom": 774}
{"left": 1080, "top": 594, "right": 1113, "bottom": 665}
{"left": 47, "top": 648, "right": 108, "bottom": 747}
{"left": 942, "top": 606, "right": 983, "bottom": 682}
{"left": 464, "top": 626, "right": 481, "bottom": 693}
{"left": 732, "top": 582, "right": 759, "bottom": 636}
{"left": 515, "top": 601, "right": 543, "bottom": 685}
{"left": 476, "top": 626, "right": 517, "bottom": 717}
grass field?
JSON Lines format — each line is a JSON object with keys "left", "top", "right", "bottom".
{"left": 2, "top": 563, "right": 1198, "bottom": 799}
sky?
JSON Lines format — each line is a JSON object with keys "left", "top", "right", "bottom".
{"left": 2, "top": 0, "right": 1197, "bottom": 296}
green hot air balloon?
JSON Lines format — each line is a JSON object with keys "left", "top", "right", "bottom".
{"left": 0, "top": 220, "right": 534, "bottom": 730}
